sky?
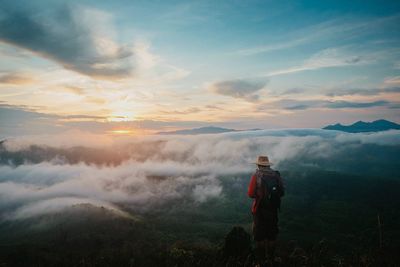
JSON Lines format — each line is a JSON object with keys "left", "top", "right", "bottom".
{"left": 1, "top": 0, "right": 400, "bottom": 136}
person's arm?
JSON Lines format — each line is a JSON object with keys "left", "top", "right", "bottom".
{"left": 247, "top": 174, "right": 257, "bottom": 198}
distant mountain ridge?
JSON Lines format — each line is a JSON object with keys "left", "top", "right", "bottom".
{"left": 323, "top": 119, "right": 400, "bottom": 133}
{"left": 159, "top": 121, "right": 400, "bottom": 135}
{"left": 157, "top": 126, "right": 261, "bottom": 135}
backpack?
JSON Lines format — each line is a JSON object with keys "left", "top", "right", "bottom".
{"left": 256, "top": 169, "right": 282, "bottom": 211}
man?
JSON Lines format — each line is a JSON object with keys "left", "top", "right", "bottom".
{"left": 248, "top": 156, "right": 285, "bottom": 266}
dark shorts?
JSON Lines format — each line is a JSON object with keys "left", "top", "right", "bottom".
{"left": 252, "top": 208, "right": 279, "bottom": 241}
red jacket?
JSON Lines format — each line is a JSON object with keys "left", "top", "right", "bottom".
{"left": 247, "top": 170, "right": 284, "bottom": 214}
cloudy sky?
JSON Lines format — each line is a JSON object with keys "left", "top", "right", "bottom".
{"left": 1, "top": 0, "right": 400, "bottom": 136}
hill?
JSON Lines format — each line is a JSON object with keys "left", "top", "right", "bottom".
{"left": 323, "top": 119, "right": 400, "bottom": 133}
{"left": 1, "top": 170, "right": 399, "bottom": 266}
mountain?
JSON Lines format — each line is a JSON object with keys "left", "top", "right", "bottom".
{"left": 323, "top": 119, "right": 400, "bottom": 133}
{"left": 157, "top": 126, "right": 261, "bottom": 135}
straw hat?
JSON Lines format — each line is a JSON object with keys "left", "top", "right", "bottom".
{"left": 255, "top": 155, "right": 272, "bottom": 166}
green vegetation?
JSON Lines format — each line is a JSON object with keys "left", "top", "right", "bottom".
{"left": 0, "top": 169, "right": 399, "bottom": 266}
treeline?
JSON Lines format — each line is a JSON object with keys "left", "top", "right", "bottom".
{"left": 1, "top": 169, "right": 400, "bottom": 266}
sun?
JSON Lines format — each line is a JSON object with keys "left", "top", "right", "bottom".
{"left": 107, "top": 128, "right": 138, "bottom": 135}
{"left": 110, "top": 129, "right": 133, "bottom": 135}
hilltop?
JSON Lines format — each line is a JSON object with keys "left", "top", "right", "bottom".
{"left": 323, "top": 119, "right": 400, "bottom": 133}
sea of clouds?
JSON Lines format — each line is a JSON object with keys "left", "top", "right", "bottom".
{"left": 0, "top": 129, "right": 399, "bottom": 220}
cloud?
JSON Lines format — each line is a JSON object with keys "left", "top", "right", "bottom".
{"left": 0, "top": 1, "right": 134, "bottom": 78}
{"left": 0, "top": 105, "right": 118, "bottom": 138}
{"left": 62, "top": 85, "right": 86, "bottom": 95}
{"left": 209, "top": 79, "right": 267, "bottom": 102}
{"left": 6, "top": 197, "right": 122, "bottom": 220}
{"left": 0, "top": 105, "right": 56, "bottom": 124}
{"left": 325, "top": 100, "right": 389, "bottom": 109}
{"left": 0, "top": 105, "right": 211, "bottom": 138}
{"left": 280, "top": 88, "right": 307, "bottom": 95}
{"left": 272, "top": 99, "right": 321, "bottom": 110}
{"left": 0, "top": 72, "right": 34, "bottom": 85}
{"left": 326, "top": 87, "right": 400, "bottom": 96}
{"left": 233, "top": 15, "right": 400, "bottom": 56}
{"left": 384, "top": 76, "right": 400, "bottom": 86}
{"left": 275, "top": 99, "right": 391, "bottom": 110}
{"left": 267, "top": 48, "right": 369, "bottom": 77}
{"left": 0, "top": 105, "right": 63, "bottom": 138}
{"left": 158, "top": 107, "right": 202, "bottom": 115}
{"left": 0, "top": 159, "right": 229, "bottom": 219}
{"left": 1, "top": 129, "right": 399, "bottom": 220}
{"left": 192, "top": 183, "right": 222, "bottom": 203}
{"left": 234, "top": 37, "right": 309, "bottom": 56}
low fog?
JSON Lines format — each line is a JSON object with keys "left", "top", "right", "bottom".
{"left": 1, "top": 129, "right": 399, "bottom": 220}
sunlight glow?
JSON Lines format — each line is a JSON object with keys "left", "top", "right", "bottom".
{"left": 109, "top": 129, "right": 134, "bottom": 135}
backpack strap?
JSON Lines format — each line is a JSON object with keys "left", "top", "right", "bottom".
{"left": 255, "top": 170, "right": 266, "bottom": 198}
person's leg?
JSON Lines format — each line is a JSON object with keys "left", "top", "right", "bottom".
{"left": 253, "top": 212, "right": 267, "bottom": 265}
{"left": 265, "top": 210, "right": 278, "bottom": 261}
{"left": 266, "top": 240, "right": 276, "bottom": 261}
{"left": 256, "top": 240, "right": 266, "bottom": 265}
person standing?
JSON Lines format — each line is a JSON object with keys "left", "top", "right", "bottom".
{"left": 248, "top": 156, "right": 285, "bottom": 266}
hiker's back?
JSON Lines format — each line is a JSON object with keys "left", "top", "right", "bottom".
{"left": 255, "top": 168, "right": 283, "bottom": 211}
